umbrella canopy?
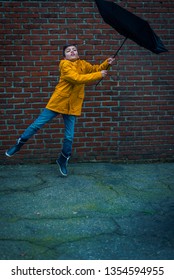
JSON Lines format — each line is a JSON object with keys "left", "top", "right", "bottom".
{"left": 95, "top": 0, "right": 168, "bottom": 54}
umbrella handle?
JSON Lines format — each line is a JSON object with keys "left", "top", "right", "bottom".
{"left": 95, "top": 37, "right": 128, "bottom": 88}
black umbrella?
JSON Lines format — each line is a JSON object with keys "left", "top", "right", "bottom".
{"left": 94, "top": 0, "right": 168, "bottom": 55}
{"left": 94, "top": 0, "right": 168, "bottom": 87}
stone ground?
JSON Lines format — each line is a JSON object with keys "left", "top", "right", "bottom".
{"left": 0, "top": 162, "right": 174, "bottom": 260}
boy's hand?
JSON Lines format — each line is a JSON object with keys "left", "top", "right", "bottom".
{"left": 101, "top": 70, "right": 108, "bottom": 77}
{"left": 107, "top": 57, "right": 115, "bottom": 65}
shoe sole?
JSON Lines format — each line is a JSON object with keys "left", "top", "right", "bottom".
{"left": 5, "top": 151, "right": 12, "bottom": 157}
{"left": 56, "top": 160, "right": 67, "bottom": 177}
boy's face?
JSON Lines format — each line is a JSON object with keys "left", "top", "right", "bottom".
{"left": 64, "top": 45, "right": 79, "bottom": 61}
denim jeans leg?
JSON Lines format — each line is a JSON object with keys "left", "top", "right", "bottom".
{"left": 62, "top": 114, "right": 76, "bottom": 157}
{"left": 21, "top": 108, "right": 58, "bottom": 140}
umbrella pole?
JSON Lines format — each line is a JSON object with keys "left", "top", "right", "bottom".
{"left": 95, "top": 37, "right": 127, "bottom": 88}
{"left": 113, "top": 37, "right": 127, "bottom": 58}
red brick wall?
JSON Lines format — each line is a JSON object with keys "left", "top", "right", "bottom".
{"left": 1, "top": 0, "right": 174, "bottom": 164}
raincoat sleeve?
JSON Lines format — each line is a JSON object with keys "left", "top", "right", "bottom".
{"left": 84, "top": 59, "right": 109, "bottom": 73}
{"left": 61, "top": 61, "right": 103, "bottom": 84}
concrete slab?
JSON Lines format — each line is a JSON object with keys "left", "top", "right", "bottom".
{"left": 0, "top": 162, "right": 174, "bottom": 260}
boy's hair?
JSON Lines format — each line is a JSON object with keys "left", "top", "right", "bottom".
{"left": 63, "top": 44, "right": 77, "bottom": 57}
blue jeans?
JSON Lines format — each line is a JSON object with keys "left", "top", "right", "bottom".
{"left": 21, "top": 108, "right": 76, "bottom": 157}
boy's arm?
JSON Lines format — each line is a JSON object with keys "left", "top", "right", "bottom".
{"left": 61, "top": 61, "right": 103, "bottom": 84}
{"left": 84, "top": 59, "right": 109, "bottom": 73}
{"left": 84, "top": 57, "right": 115, "bottom": 73}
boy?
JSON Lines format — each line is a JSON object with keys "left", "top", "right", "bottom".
{"left": 5, "top": 44, "right": 115, "bottom": 176}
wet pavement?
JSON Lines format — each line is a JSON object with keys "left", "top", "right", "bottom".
{"left": 0, "top": 162, "right": 174, "bottom": 260}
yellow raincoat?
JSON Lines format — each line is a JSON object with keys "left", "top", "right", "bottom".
{"left": 46, "top": 58, "right": 109, "bottom": 116}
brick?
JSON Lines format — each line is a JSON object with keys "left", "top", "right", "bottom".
{"left": 1, "top": 0, "right": 173, "bottom": 163}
